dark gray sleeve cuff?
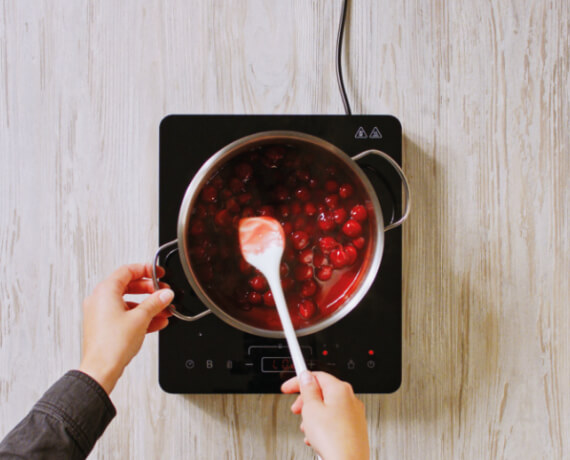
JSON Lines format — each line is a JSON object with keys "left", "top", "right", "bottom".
{"left": 32, "top": 370, "right": 117, "bottom": 455}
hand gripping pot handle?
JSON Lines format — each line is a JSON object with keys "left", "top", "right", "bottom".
{"left": 352, "top": 149, "right": 411, "bottom": 231}
{"left": 152, "top": 239, "right": 212, "bottom": 321}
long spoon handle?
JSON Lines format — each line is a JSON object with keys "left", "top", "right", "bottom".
{"left": 265, "top": 272, "right": 307, "bottom": 375}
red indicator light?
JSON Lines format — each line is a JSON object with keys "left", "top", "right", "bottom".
{"left": 322, "top": 350, "right": 329, "bottom": 356}
{"left": 368, "top": 349, "right": 374, "bottom": 356}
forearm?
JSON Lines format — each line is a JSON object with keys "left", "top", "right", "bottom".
{"left": 0, "top": 370, "right": 116, "bottom": 460}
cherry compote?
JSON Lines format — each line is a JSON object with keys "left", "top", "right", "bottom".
{"left": 188, "top": 144, "right": 373, "bottom": 331}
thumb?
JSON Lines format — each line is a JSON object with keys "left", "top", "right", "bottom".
{"left": 299, "top": 371, "right": 323, "bottom": 403}
{"left": 137, "top": 289, "right": 174, "bottom": 319}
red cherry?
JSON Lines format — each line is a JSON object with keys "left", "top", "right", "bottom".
{"left": 342, "top": 219, "right": 362, "bottom": 237}
{"left": 298, "top": 248, "right": 313, "bottom": 264}
{"left": 309, "top": 178, "right": 318, "bottom": 189}
{"left": 281, "top": 277, "right": 295, "bottom": 291}
{"left": 211, "top": 176, "right": 224, "bottom": 189}
{"left": 295, "top": 186, "right": 310, "bottom": 201}
{"left": 264, "top": 146, "right": 285, "bottom": 164}
{"left": 330, "top": 248, "right": 349, "bottom": 268}
{"left": 281, "top": 221, "right": 293, "bottom": 235}
{"left": 333, "top": 208, "right": 348, "bottom": 224}
{"left": 324, "top": 194, "right": 339, "bottom": 209}
{"left": 201, "top": 185, "right": 218, "bottom": 203}
{"left": 235, "top": 163, "right": 253, "bottom": 181}
{"left": 316, "top": 265, "right": 333, "bottom": 281}
{"left": 194, "top": 205, "right": 207, "bottom": 219}
{"left": 247, "top": 291, "right": 263, "bottom": 305}
{"left": 275, "top": 185, "right": 289, "bottom": 201}
{"left": 258, "top": 205, "right": 275, "bottom": 217}
{"left": 280, "top": 262, "right": 289, "bottom": 277}
{"left": 249, "top": 275, "right": 268, "bottom": 292}
{"left": 230, "top": 177, "right": 244, "bottom": 193}
{"left": 339, "top": 183, "right": 354, "bottom": 199}
{"left": 226, "top": 198, "right": 240, "bottom": 214}
{"left": 344, "top": 245, "right": 358, "bottom": 265}
{"left": 300, "top": 279, "right": 317, "bottom": 297}
{"left": 325, "top": 180, "right": 339, "bottom": 193}
{"left": 190, "top": 220, "right": 206, "bottom": 236}
{"left": 298, "top": 299, "right": 316, "bottom": 319}
{"left": 290, "top": 202, "right": 302, "bottom": 215}
{"left": 304, "top": 202, "right": 317, "bottom": 216}
{"left": 263, "top": 291, "right": 275, "bottom": 307}
{"left": 241, "top": 207, "right": 254, "bottom": 218}
{"left": 313, "top": 251, "right": 328, "bottom": 268}
{"left": 219, "top": 188, "right": 232, "bottom": 200}
{"left": 294, "top": 264, "right": 313, "bottom": 281}
{"left": 318, "top": 236, "right": 339, "bottom": 254}
{"left": 352, "top": 236, "right": 366, "bottom": 249}
{"left": 238, "top": 192, "right": 253, "bottom": 204}
{"left": 293, "top": 216, "right": 307, "bottom": 231}
{"left": 296, "top": 170, "right": 310, "bottom": 182}
{"left": 279, "top": 204, "right": 290, "bottom": 218}
{"left": 350, "top": 204, "right": 368, "bottom": 222}
{"left": 192, "top": 246, "right": 209, "bottom": 262}
{"left": 214, "top": 209, "right": 232, "bottom": 227}
{"left": 317, "top": 211, "right": 335, "bottom": 231}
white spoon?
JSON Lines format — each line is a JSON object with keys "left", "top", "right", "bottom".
{"left": 238, "top": 216, "right": 307, "bottom": 375}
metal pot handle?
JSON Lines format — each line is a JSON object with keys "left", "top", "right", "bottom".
{"left": 352, "top": 149, "right": 411, "bottom": 231}
{"left": 152, "top": 239, "right": 212, "bottom": 321}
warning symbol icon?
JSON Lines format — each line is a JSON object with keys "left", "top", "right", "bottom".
{"left": 369, "top": 127, "right": 382, "bottom": 139}
{"left": 354, "top": 127, "right": 368, "bottom": 139}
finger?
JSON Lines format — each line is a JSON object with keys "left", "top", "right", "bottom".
{"left": 290, "top": 395, "right": 303, "bottom": 414}
{"left": 134, "top": 289, "right": 174, "bottom": 320}
{"left": 147, "top": 315, "right": 169, "bottom": 333}
{"left": 101, "top": 264, "right": 149, "bottom": 295}
{"left": 298, "top": 371, "right": 323, "bottom": 404}
{"left": 126, "top": 279, "right": 169, "bottom": 295}
{"left": 281, "top": 376, "right": 300, "bottom": 394}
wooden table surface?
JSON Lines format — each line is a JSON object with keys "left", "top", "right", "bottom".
{"left": 1, "top": 1, "right": 568, "bottom": 459}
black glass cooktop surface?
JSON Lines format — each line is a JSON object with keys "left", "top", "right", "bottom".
{"left": 158, "top": 115, "right": 402, "bottom": 393}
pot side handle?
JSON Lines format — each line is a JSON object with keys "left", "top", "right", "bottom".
{"left": 152, "top": 239, "right": 212, "bottom": 321}
{"left": 352, "top": 149, "right": 411, "bottom": 231}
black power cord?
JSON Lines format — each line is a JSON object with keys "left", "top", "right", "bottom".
{"left": 336, "top": 0, "right": 352, "bottom": 115}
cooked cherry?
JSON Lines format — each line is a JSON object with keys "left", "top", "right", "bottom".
{"left": 342, "top": 219, "right": 362, "bottom": 237}
{"left": 220, "top": 188, "right": 232, "bottom": 200}
{"left": 294, "top": 264, "right": 313, "bottom": 281}
{"left": 317, "top": 211, "right": 335, "bottom": 231}
{"left": 239, "top": 258, "right": 254, "bottom": 274}
{"left": 230, "top": 177, "right": 244, "bottom": 193}
{"left": 226, "top": 198, "right": 240, "bottom": 214}
{"left": 330, "top": 248, "right": 349, "bottom": 268}
{"left": 300, "top": 280, "right": 317, "bottom": 297}
{"left": 293, "top": 217, "right": 307, "bottom": 231}
{"left": 241, "top": 207, "right": 254, "bottom": 218}
{"left": 247, "top": 291, "right": 263, "bottom": 305}
{"left": 281, "top": 221, "right": 293, "bottom": 235}
{"left": 249, "top": 275, "right": 268, "bottom": 292}
{"left": 333, "top": 208, "right": 347, "bottom": 224}
{"left": 295, "top": 186, "right": 310, "bottom": 201}
{"left": 325, "top": 180, "right": 339, "bottom": 193}
{"left": 344, "top": 245, "right": 358, "bottom": 265}
{"left": 263, "top": 291, "right": 275, "bottom": 307}
{"left": 324, "top": 194, "right": 339, "bottom": 209}
{"left": 238, "top": 193, "right": 252, "bottom": 205}
{"left": 296, "top": 170, "right": 310, "bottom": 182}
{"left": 350, "top": 204, "right": 368, "bottom": 222}
{"left": 339, "top": 183, "right": 353, "bottom": 199}
{"left": 352, "top": 236, "right": 366, "bottom": 249}
{"left": 298, "top": 299, "right": 316, "bottom": 319}
{"left": 190, "top": 220, "right": 206, "bottom": 236}
{"left": 318, "top": 236, "right": 339, "bottom": 254}
{"left": 304, "top": 202, "right": 317, "bottom": 216}
{"left": 235, "top": 163, "right": 253, "bottom": 181}
{"left": 316, "top": 265, "right": 333, "bottom": 281}
{"left": 214, "top": 209, "right": 232, "bottom": 227}
{"left": 201, "top": 185, "right": 218, "bottom": 203}
{"left": 290, "top": 202, "right": 302, "bottom": 215}
{"left": 298, "top": 248, "right": 313, "bottom": 264}
{"left": 280, "top": 262, "right": 289, "bottom": 277}
{"left": 258, "top": 205, "right": 275, "bottom": 217}
{"left": 281, "top": 277, "right": 295, "bottom": 291}
{"left": 313, "top": 251, "right": 328, "bottom": 268}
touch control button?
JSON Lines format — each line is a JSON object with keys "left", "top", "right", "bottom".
{"left": 185, "top": 360, "right": 195, "bottom": 369}
{"left": 206, "top": 360, "right": 214, "bottom": 369}
{"left": 347, "top": 360, "right": 356, "bottom": 370}
{"left": 367, "top": 360, "right": 376, "bottom": 369}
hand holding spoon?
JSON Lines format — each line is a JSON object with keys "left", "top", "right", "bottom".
{"left": 238, "top": 217, "right": 307, "bottom": 375}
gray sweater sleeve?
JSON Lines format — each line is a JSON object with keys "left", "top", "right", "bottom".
{"left": 0, "top": 370, "right": 116, "bottom": 459}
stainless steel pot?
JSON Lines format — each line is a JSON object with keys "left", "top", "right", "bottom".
{"left": 153, "top": 130, "right": 410, "bottom": 338}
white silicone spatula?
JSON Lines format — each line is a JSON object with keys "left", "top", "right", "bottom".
{"left": 238, "top": 217, "right": 307, "bottom": 375}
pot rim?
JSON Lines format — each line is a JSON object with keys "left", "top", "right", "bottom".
{"left": 176, "top": 130, "right": 385, "bottom": 338}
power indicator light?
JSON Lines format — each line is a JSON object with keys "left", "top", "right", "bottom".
{"left": 322, "top": 350, "right": 329, "bottom": 356}
{"left": 368, "top": 349, "right": 375, "bottom": 356}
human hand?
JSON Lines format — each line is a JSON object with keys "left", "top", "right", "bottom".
{"left": 78, "top": 263, "right": 174, "bottom": 395}
{"left": 281, "top": 371, "right": 369, "bottom": 460}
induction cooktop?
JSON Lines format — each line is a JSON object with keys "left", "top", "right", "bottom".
{"left": 157, "top": 114, "right": 403, "bottom": 393}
